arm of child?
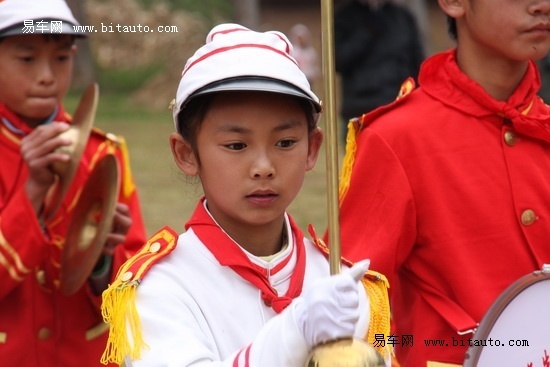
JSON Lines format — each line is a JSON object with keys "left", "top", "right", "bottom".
{"left": 0, "top": 122, "right": 72, "bottom": 298}
{"left": 126, "top": 261, "right": 370, "bottom": 367}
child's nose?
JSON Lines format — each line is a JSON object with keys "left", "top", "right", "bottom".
{"left": 529, "top": 0, "right": 550, "bottom": 15}
{"left": 252, "top": 151, "right": 275, "bottom": 178}
{"left": 37, "top": 61, "right": 55, "bottom": 85}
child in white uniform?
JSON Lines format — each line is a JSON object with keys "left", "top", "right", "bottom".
{"left": 101, "top": 23, "right": 390, "bottom": 367}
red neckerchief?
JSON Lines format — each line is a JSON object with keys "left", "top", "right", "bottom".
{"left": 420, "top": 50, "right": 550, "bottom": 143}
{"left": 185, "top": 199, "right": 306, "bottom": 313}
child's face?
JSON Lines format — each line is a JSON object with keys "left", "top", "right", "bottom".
{"left": 0, "top": 34, "right": 75, "bottom": 126}
{"left": 454, "top": 0, "right": 550, "bottom": 61}
{"left": 172, "top": 91, "right": 322, "bottom": 237}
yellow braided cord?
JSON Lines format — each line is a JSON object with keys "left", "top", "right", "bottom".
{"left": 117, "top": 136, "right": 136, "bottom": 200}
{"left": 100, "top": 279, "right": 146, "bottom": 365}
{"left": 339, "top": 118, "right": 359, "bottom": 202}
{"left": 363, "top": 271, "right": 391, "bottom": 359}
{"left": 100, "top": 229, "right": 176, "bottom": 365}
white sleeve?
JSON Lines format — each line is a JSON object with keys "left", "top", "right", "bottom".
{"left": 224, "top": 306, "right": 310, "bottom": 367}
{"left": 129, "top": 279, "right": 309, "bottom": 367}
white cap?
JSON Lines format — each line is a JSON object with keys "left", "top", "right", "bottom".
{"left": 173, "top": 23, "right": 322, "bottom": 131}
{"left": 0, "top": 0, "right": 85, "bottom": 37}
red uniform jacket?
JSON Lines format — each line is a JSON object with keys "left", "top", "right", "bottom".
{"left": 0, "top": 103, "right": 147, "bottom": 366}
{"left": 334, "top": 50, "right": 550, "bottom": 366}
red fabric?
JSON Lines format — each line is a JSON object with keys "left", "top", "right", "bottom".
{"left": 0, "top": 103, "right": 147, "bottom": 367}
{"left": 332, "top": 50, "right": 550, "bottom": 366}
{"left": 186, "top": 199, "right": 306, "bottom": 313}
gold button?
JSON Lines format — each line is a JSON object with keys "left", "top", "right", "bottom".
{"left": 504, "top": 130, "right": 517, "bottom": 146}
{"left": 36, "top": 270, "right": 46, "bottom": 285}
{"left": 38, "top": 327, "right": 52, "bottom": 340}
{"left": 149, "top": 242, "right": 161, "bottom": 253}
{"left": 521, "top": 209, "right": 537, "bottom": 226}
{"left": 120, "top": 271, "right": 133, "bottom": 282}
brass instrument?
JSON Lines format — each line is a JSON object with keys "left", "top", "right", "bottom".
{"left": 59, "top": 153, "right": 120, "bottom": 296}
{"left": 44, "top": 83, "right": 98, "bottom": 221}
{"left": 41, "top": 83, "right": 120, "bottom": 295}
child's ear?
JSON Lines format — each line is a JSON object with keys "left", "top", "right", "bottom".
{"left": 170, "top": 132, "right": 199, "bottom": 176}
{"left": 305, "top": 127, "right": 323, "bottom": 171}
{"left": 438, "top": 0, "right": 465, "bottom": 19}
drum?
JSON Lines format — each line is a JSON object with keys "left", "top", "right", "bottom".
{"left": 463, "top": 264, "right": 550, "bottom": 367}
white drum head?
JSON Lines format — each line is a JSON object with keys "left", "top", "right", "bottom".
{"left": 463, "top": 265, "right": 550, "bottom": 367}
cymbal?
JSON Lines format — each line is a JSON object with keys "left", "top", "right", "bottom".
{"left": 59, "top": 154, "right": 120, "bottom": 296}
{"left": 43, "top": 83, "right": 99, "bottom": 222}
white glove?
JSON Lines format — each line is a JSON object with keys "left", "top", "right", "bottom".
{"left": 293, "top": 260, "right": 370, "bottom": 349}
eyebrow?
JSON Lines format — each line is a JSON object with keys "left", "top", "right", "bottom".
{"left": 14, "top": 44, "right": 36, "bottom": 51}
{"left": 216, "top": 119, "right": 304, "bottom": 134}
{"left": 273, "top": 119, "right": 303, "bottom": 132}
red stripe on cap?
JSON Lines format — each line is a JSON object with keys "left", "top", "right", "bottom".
{"left": 209, "top": 27, "right": 291, "bottom": 54}
{"left": 209, "top": 26, "right": 249, "bottom": 41}
{"left": 182, "top": 43, "right": 298, "bottom": 77}
{"left": 273, "top": 33, "right": 291, "bottom": 54}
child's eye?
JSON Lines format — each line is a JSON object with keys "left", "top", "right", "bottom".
{"left": 18, "top": 56, "right": 34, "bottom": 63}
{"left": 225, "top": 142, "right": 247, "bottom": 150}
{"left": 57, "top": 55, "right": 70, "bottom": 62}
{"left": 276, "top": 139, "right": 296, "bottom": 148}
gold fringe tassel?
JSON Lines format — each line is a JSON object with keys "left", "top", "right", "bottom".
{"left": 363, "top": 271, "right": 392, "bottom": 359}
{"left": 117, "top": 137, "right": 136, "bottom": 201}
{"left": 100, "top": 279, "right": 146, "bottom": 365}
{"left": 339, "top": 118, "right": 359, "bottom": 201}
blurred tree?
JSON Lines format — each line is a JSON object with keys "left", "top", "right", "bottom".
{"left": 66, "top": 0, "right": 97, "bottom": 90}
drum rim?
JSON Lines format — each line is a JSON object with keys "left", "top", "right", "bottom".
{"left": 463, "top": 267, "right": 550, "bottom": 367}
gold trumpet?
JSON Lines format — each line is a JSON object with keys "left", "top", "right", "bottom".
{"left": 306, "top": 0, "right": 385, "bottom": 365}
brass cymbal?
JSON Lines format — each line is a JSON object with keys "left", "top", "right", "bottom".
{"left": 59, "top": 154, "right": 120, "bottom": 296}
{"left": 44, "top": 83, "right": 99, "bottom": 221}
{"left": 306, "top": 338, "right": 385, "bottom": 367}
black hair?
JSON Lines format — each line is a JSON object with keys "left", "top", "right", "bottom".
{"left": 176, "top": 92, "right": 318, "bottom": 167}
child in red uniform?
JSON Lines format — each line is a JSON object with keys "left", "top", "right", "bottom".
{"left": 0, "top": 0, "right": 147, "bottom": 366}
{"left": 332, "top": 0, "right": 550, "bottom": 365}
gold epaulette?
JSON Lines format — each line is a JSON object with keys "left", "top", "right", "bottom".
{"left": 307, "top": 225, "right": 392, "bottom": 359}
{"left": 90, "top": 127, "right": 135, "bottom": 200}
{"left": 339, "top": 77, "right": 416, "bottom": 202}
{"left": 100, "top": 227, "right": 178, "bottom": 365}
{"left": 91, "top": 126, "right": 122, "bottom": 147}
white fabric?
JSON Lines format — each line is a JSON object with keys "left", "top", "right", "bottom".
{"left": 129, "top": 215, "right": 371, "bottom": 367}
{"left": 293, "top": 260, "right": 371, "bottom": 348}
{"left": 0, "top": 0, "right": 80, "bottom": 32}
{"left": 172, "top": 23, "right": 320, "bottom": 128}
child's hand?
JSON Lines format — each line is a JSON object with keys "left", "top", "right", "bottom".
{"left": 102, "top": 203, "right": 132, "bottom": 256}
{"left": 293, "top": 260, "right": 370, "bottom": 348}
{"left": 21, "top": 122, "right": 72, "bottom": 214}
